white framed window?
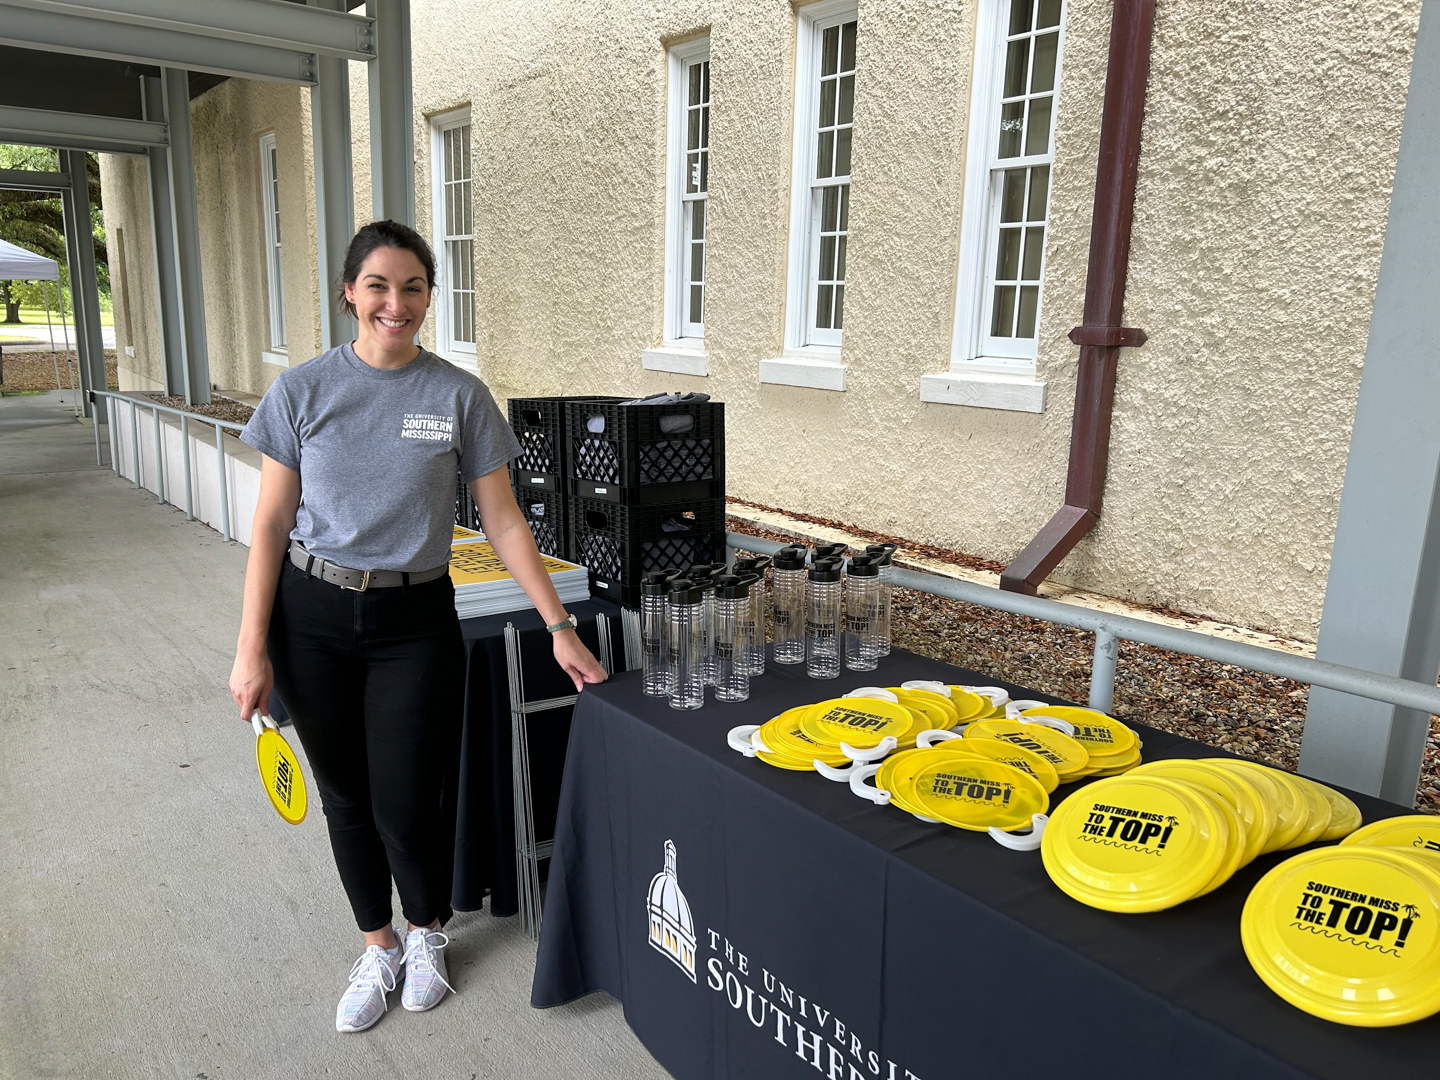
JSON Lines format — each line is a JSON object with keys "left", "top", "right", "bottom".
{"left": 954, "top": 0, "right": 1065, "bottom": 374}
{"left": 762, "top": 0, "right": 857, "bottom": 392}
{"left": 646, "top": 38, "right": 712, "bottom": 378}
{"left": 258, "top": 132, "right": 286, "bottom": 353}
{"left": 430, "top": 107, "right": 475, "bottom": 364}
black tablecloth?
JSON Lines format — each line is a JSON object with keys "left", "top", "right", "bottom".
{"left": 451, "top": 599, "right": 623, "bottom": 916}
{"left": 532, "top": 648, "right": 1438, "bottom": 1080}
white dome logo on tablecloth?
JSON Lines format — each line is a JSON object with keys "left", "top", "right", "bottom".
{"left": 647, "top": 839, "right": 697, "bottom": 982}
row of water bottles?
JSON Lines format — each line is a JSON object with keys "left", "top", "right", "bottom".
{"left": 640, "top": 542, "right": 897, "bottom": 710}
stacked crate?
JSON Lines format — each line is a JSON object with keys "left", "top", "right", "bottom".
{"left": 507, "top": 396, "right": 624, "bottom": 559}
{"left": 564, "top": 398, "right": 726, "bottom": 605}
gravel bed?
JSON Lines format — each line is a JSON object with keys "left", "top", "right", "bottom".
{"left": 727, "top": 515, "right": 1440, "bottom": 812}
{"left": 0, "top": 349, "right": 116, "bottom": 393}
{"left": 147, "top": 393, "right": 255, "bottom": 425}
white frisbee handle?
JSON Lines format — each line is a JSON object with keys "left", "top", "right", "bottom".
{"left": 850, "top": 763, "right": 890, "bottom": 805}
{"left": 250, "top": 712, "right": 265, "bottom": 737}
{"left": 1019, "top": 713, "right": 1076, "bottom": 736}
{"left": 727, "top": 724, "right": 760, "bottom": 758}
{"left": 989, "top": 813, "right": 1049, "bottom": 851}
{"left": 916, "top": 728, "right": 963, "bottom": 749}
{"left": 963, "top": 685, "right": 1010, "bottom": 708}
{"left": 843, "top": 686, "right": 899, "bottom": 703}
{"left": 842, "top": 736, "right": 897, "bottom": 763}
{"left": 901, "top": 680, "right": 951, "bottom": 698}
{"left": 814, "top": 758, "right": 858, "bottom": 781}
{"left": 1005, "top": 699, "right": 1052, "bottom": 719}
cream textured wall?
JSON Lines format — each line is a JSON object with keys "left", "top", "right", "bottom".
{"left": 97, "top": 0, "right": 1422, "bottom": 639}
{"left": 399, "top": 0, "right": 1419, "bottom": 639}
{"left": 101, "top": 79, "right": 317, "bottom": 396}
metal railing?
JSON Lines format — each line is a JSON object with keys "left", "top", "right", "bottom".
{"left": 92, "top": 389, "right": 246, "bottom": 543}
{"left": 725, "top": 531, "right": 1440, "bottom": 722}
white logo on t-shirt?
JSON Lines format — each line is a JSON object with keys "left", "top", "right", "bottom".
{"left": 401, "top": 413, "right": 455, "bottom": 441}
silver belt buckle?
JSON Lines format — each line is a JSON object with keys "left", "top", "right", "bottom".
{"left": 340, "top": 569, "right": 372, "bottom": 592}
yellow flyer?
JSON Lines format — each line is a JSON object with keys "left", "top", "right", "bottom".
{"left": 448, "top": 542, "right": 580, "bottom": 586}
{"left": 452, "top": 525, "right": 484, "bottom": 543}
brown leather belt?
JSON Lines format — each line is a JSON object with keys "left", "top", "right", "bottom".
{"left": 289, "top": 541, "right": 449, "bottom": 592}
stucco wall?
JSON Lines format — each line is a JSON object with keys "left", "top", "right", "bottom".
{"left": 96, "top": 0, "right": 1422, "bottom": 639}
{"left": 101, "top": 79, "right": 318, "bottom": 396}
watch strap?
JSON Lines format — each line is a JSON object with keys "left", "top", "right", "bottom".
{"left": 546, "top": 613, "right": 578, "bottom": 634}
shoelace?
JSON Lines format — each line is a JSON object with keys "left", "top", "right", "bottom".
{"left": 345, "top": 946, "right": 398, "bottom": 1012}
{"left": 403, "top": 929, "right": 456, "bottom": 994}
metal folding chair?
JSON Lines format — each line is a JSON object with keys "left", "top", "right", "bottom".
{"left": 504, "top": 612, "right": 614, "bottom": 940}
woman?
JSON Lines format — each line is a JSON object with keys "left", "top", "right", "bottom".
{"left": 229, "top": 220, "right": 606, "bottom": 1034}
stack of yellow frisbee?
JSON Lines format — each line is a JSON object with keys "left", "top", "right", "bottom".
{"left": 860, "top": 741, "right": 1050, "bottom": 833}
{"left": 1042, "top": 758, "right": 1365, "bottom": 913}
{"left": 1242, "top": 843, "right": 1440, "bottom": 1026}
{"left": 963, "top": 718, "right": 1093, "bottom": 784}
{"left": 1016, "top": 707, "right": 1144, "bottom": 776}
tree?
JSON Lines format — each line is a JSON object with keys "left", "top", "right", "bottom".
{"left": 0, "top": 145, "right": 108, "bottom": 323}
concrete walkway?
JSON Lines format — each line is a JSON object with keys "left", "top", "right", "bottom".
{"left": 0, "top": 392, "right": 666, "bottom": 1080}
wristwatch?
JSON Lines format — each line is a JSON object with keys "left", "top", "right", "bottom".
{"left": 546, "top": 613, "right": 579, "bottom": 634}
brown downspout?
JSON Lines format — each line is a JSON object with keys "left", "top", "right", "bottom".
{"left": 999, "top": 0, "right": 1156, "bottom": 595}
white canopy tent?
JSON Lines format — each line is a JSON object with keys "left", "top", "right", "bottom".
{"left": 0, "top": 237, "right": 77, "bottom": 401}
{"left": 0, "top": 238, "right": 59, "bottom": 281}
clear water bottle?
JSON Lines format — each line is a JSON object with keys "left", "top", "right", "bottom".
{"left": 844, "top": 555, "right": 882, "bottom": 672}
{"left": 770, "top": 546, "right": 809, "bottom": 665}
{"left": 686, "top": 563, "right": 722, "bottom": 686}
{"left": 806, "top": 557, "right": 843, "bottom": 679}
{"left": 732, "top": 555, "right": 771, "bottom": 676}
{"left": 711, "top": 574, "right": 751, "bottom": 702}
{"left": 667, "top": 578, "right": 705, "bottom": 710}
{"left": 640, "top": 571, "right": 674, "bottom": 697}
{"left": 865, "top": 543, "right": 897, "bottom": 656}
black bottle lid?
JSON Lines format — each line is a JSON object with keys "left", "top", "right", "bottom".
{"left": 865, "top": 543, "right": 897, "bottom": 566}
{"left": 668, "top": 578, "right": 705, "bottom": 605}
{"left": 808, "top": 557, "right": 843, "bottom": 583}
{"left": 847, "top": 555, "right": 880, "bottom": 578}
{"left": 772, "top": 546, "right": 809, "bottom": 571}
{"left": 714, "top": 574, "right": 750, "bottom": 600}
{"left": 642, "top": 571, "right": 675, "bottom": 595}
{"left": 813, "top": 543, "right": 849, "bottom": 560}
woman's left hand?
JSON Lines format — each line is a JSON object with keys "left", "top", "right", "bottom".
{"left": 554, "top": 629, "right": 608, "bottom": 691}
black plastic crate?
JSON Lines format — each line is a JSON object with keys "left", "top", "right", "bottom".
{"left": 512, "top": 484, "right": 567, "bottom": 559}
{"left": 509, "top": 395, "right": 626, "bottom": 491}
{"left": 455, "top": 471, "right": 480, "bottom": 532}
{"left": 564, "top": 399, "right": 724, "bottom": 504}
{"left": 568, "top": 495, "right": 726, "bottom": 600}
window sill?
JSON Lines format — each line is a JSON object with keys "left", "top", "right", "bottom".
{"left": 261, "top": 350, "right": 289, "bottom": 368}
{"left": 919, "top": 368, "right": 1046, "bottom": 413}
{"left": 758, "top": 349, "right": 846, "bottom": 391}
{"left": 642, "top": 344, "right": 709, "bottom": 376}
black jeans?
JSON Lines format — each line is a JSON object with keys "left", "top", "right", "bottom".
{"left": 268, "top": 559, "right": 465, "bottom": 932}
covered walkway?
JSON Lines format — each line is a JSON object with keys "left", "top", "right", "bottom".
{"left": 0, "top": 392, "right": 666, "bottom": 1079}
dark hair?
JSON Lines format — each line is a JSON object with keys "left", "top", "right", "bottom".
{"left": 338, "top": 219, "right": 437, "bottom": 317}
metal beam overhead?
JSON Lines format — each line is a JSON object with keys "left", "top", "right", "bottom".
{"left": 366, "top": 0, "right": 414, "bottom": 226}
{"left": 0, "top": 167, "right": 72, "bottom": 191}
{"left": 2, "top": 0, "right": 375, "bottom": 60}
{"left": 141, "top": 75, "right": 184, "bottom": 397}
{"left": 311, "top": 0, "right": 356, "bottom": 349}
{"left": 0, "top": 104, "right": 166, "bottom": 155}
{"left": 0, "top": 2, "right": 321, "bottom": 84}
{"left": 162, "top": 69, "right": 211, "bottom": 404}
{"left": 1299, "top": 2, "right": 1440, "bottom": 805}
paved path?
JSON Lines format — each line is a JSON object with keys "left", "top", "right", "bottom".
{"left": 0, "top": 392, "right": 666, "bottom": 1080}
{"left": 0, "top": 322, "right": 116, "bottom": 349}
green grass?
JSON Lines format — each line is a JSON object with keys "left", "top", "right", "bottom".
{"left": 2, "top": 306, "right": 113, "bottom": 328}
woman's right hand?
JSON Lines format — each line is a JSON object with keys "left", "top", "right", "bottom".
{"left": 230, "top": 644, "right": 274, "bottom": 722}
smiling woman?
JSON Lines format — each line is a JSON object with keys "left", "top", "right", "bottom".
{"left": 228, "top": 219, "right": 608, "bottom": 1035}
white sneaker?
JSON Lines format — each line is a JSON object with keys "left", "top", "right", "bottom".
{"left": 335, "top": 935, "right": 404, "bottom": 1033}
{"left": 401, "top": 925, "right": 455, "bottom": 1012}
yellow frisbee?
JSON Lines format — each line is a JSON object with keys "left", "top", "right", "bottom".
{"left": 966, "top": 719, "right": 1090, "bottom": 782}
{"left": 800, "top": 697, "right": 919, "bottom": 751}
{"left": 898, "top": 756, "right": 1048, "bottom": 833}
{"left": 1242, "top": 846, "right": 1440, "bottom": 1026}
{"left": 1132, "top": 759, "right": 1273, "bottom": 867}
{"left": 1021, "top": 706, "right": 1139, "bottom": 760}
{"left": 1341, "top": 815, "right": 1440, "bottom": 858}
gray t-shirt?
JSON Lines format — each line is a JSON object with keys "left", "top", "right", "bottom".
{"left": 240, "top": 344, "right": 520, "bottom": 572}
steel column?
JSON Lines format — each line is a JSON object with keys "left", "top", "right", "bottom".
{"left": 142, "top": 75, "right": 186, "bottom": 397}
{"left": 215, "top": 420, "right": 231, "bottom": 542}
{"left": 311, "top": 0, "right": 356, "bottom": 348}
{"left": 59, "top": 149, "right": 106, "bottom": 418}
{"left": 366, "top": 0, "right": 414, "bottom": 226}
{"left": 1299, "top": 5, "right": 1440, "bottom": 805}
{"left": 162, "top": 68, "right": 211, "bottom": 404}
{"left": 1089, "top": 629, "right": 1119, "bottom": 715}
